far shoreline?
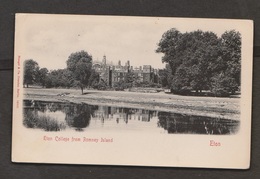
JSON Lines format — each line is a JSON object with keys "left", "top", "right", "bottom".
{"left": 23, "top": 88, "right": 240, "bottom": 120}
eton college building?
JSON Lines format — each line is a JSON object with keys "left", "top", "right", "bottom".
{"left": 92, "top": 55, "right": 160, "bottom": 87}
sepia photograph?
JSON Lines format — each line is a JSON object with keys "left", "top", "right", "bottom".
{"left": 12, "top": 14, "right": 253, "bottom": 168}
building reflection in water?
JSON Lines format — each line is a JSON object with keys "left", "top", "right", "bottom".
{"left": 23, "top": 100, "right": 240, "bottom": 135}
{"left": 91, "top": 105, "right": 157, "bottom": 124}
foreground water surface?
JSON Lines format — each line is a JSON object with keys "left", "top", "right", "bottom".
{"left": 23, "top": 100, "right": 240, "bottom": 135}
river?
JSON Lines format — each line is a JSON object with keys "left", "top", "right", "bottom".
{"left": 23, "top": 100, "right": 240, "bottom": 135}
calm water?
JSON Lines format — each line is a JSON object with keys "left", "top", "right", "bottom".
{"left": 23, "top": 100, "right": 240, "bottom": 135}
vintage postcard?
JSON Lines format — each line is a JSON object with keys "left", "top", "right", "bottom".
{"left": 12, "top": 13, "right": 253, "bottom": 169}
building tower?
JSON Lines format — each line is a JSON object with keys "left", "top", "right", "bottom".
{"left": 126, "top": 60, "right": 130, "bottom": 67}
{"left": 102, "top": 55, "right": 106, "bottom": 67}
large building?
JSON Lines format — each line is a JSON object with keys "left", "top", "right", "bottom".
{"left": 92, "top": 55, "right": 159, "bottom": 87}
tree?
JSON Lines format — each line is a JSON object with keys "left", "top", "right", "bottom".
{"left": 45, "top": 69, "right": 75, "bottom": 88}
{"left": 37, "top": 68, "right": 48, "bottom": 87}
{"left": 66, "top": 50, "right": 93, "bottom": 94}
{"left": 171, "top": 65, "right": 192, "bottom": 94}
{"left": 156, "top": 29, "right": 220, "bottom": 94}
{"left": 45, "top": 70, "right": 59, "bottom": 88}
{"left": 209, "top": 30, "right": 241, "bottom": 95}
{"left": 23, "top": 59, "right": 39, "bottom": 88}
{"left": 220, "top": 30, "right": 241, "bottom": 93}
{"left": 156, "top": 28, "right": 241, "bottom": 97}
{"left": 210, "top": 72, "right": 236, "bottom": 97}
{"left": 124, "top": 72, "right": 135, "bottom": 84}
{"left": 156, "top": 28, "right": 183, "bottom": 75}
{"left": 88, "top": 69, "right": 100, "bottom": 88}
{"left": 93, "top": 80, "right": 109, "bottom": 90}
{"left": 113, "top": 80, "right": 132, "bottom": 91}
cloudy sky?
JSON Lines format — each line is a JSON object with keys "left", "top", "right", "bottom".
{"left": 16, "top": 14, "right": 245, "bottom": 70}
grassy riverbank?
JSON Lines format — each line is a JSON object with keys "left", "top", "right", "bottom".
{"left": 23, "top": 87, "right": 240, "bottom": 120}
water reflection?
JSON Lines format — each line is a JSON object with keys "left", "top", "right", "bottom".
{"left": 157, "top": 112, "right": 239, "bottom": 135}
{"left": 65, "top": 104, "right": 94, "bottom": 131}
{"left": 23, "top": 100, "right": 239, "bottom": 134}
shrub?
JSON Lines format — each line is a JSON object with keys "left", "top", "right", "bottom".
{"left": 92, "top": 80, "right": 109, "bottom": 90}
{"left": 113, "top": 81, "right": 132, "bottom": 91}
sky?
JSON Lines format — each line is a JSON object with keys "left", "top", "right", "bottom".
{"left": 16, "top": 14, "right": 246, "bottom": 70}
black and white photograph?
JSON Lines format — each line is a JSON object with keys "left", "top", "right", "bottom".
{"left": 12, "top": 14, "right": 253, "bottom": 169}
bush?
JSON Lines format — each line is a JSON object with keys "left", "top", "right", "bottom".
{"left": 134, "top": 81, "right": 161, "bottom": 88}
{"left": 92, "top": 80, "right": 109, "bottom": 90}
{"left": 170, "top": 87, "right": 192, "bottom": 95}
{"left": 211, "top": 89, "right": 230, "bottom": 97}
{"left": 113, "top": 81, "right": 132, "bottom": 91}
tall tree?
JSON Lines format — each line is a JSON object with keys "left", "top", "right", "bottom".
{"left": 23, "top": 59, "right": 39, "bottom": 88}
{"left": 66, "top": 50, "right": 93, "bottom": 94}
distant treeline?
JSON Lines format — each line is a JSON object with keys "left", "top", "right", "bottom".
{"left": 156, "top": 29, "right": 241, "bottom": 97}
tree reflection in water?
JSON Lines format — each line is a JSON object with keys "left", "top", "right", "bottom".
{"left": 64, "top": 104, "right": 94, "bottom": 131}
{"left": 23, "top": 100, "right": 96, "bottom": 131}
{"left": 23, "top": 100, "right": 240, "bottom": 134}
{"left": 157, "top": 112, "right": 240, "bottom": 135}
{"left": 23, "top": 100, "right": 67, "bottom": 131}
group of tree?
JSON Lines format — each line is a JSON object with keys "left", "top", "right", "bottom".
{"left": 23, "top": 50, "right": 99, "bottom": 94}
{"left": 156, "top": 28, "right": 241, "bottom": 97}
